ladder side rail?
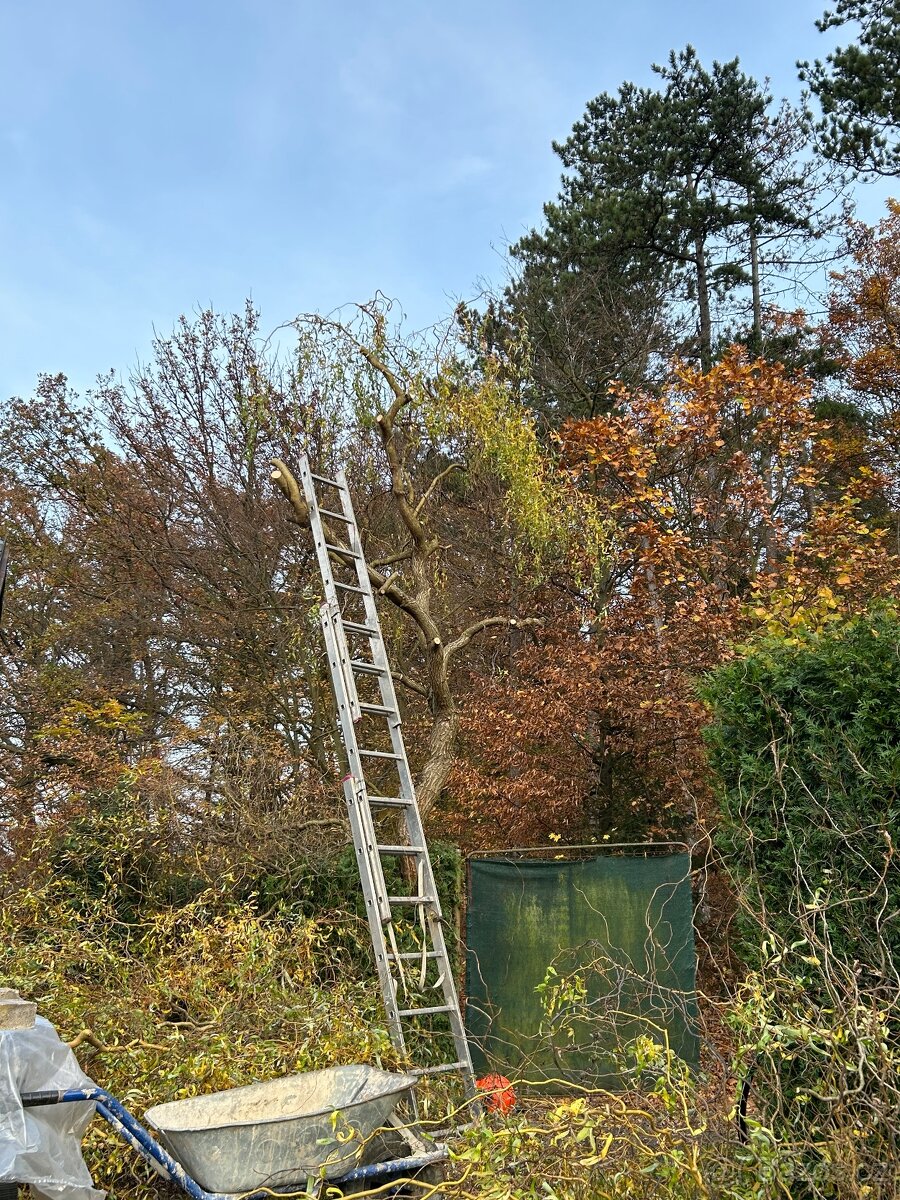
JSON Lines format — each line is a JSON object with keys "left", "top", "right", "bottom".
{"left": 298, "top": 459, "right": 336, "bottom": 598}
{"left": 326, "top": 598, "right": 361, "bottom": 723}
{"left": 425, "top": 912, "right": 478, "bottom": 1096}
{"left": 319, "top": 605, "right": 392, "bottom": 925}
{"left": 319, "top": 586, "right": 409, "bottom": 1057}
{"left": 339, "top": 777, "right": 406, "bottom": 1053}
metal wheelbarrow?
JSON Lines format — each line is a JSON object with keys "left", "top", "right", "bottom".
{"left": 20, "top": 1064, "right": 446, "bottom": 1198}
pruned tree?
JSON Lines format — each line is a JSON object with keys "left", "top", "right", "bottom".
{"left": 269, "top": 304, "right": 567, "bottom": 819}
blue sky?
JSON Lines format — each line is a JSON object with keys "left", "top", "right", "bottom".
{"left": 1, "top": 0, "right": 894, "bottom": 401}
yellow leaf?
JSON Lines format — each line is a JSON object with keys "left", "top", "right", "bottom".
{"left": 581, "top": 1133, "right": 615, "bottom": 1166}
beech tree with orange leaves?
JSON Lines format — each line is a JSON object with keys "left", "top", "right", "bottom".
{"left": 447, "top": 346, "right": 899, "bottom": 850}
{"left": 825, "top": 199, "right": 900, "bottom": 537}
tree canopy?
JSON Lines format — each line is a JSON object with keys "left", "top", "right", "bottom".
{"left": 801, "top": 0, "right": 900, "bottom": 175}
{"left": 508, "top": 46, "right": 835, "bottom": 420}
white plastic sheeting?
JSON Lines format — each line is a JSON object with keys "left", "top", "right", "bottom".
{"left": 0, "top": 1017, "right": 103, "bottom": 1200}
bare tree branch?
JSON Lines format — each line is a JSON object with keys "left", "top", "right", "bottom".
{"left": 414, "top": 462, "right": 466, "bottom": 516}
{"left": 392, "top": 671, "right": 429, "bottom": 700}
{"left": 446, "top": 615, "right": 543, "bottom": 662}
{"left": 357, "top": 344, "right": 411, "bottom": 422}
{"left": 370, "top": 548, "right": 415, "bottom": 569}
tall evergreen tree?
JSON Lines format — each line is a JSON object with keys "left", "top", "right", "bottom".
{"left": 510, "top": 48, "right": 832, "bottom": 417}
{"left": 800, "top": 0, "right": 900, "bottom": 176}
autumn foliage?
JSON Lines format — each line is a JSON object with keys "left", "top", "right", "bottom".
{"left": 4, "top": 12, "right": 900, "bottom": 1191}
{"left": 448, "top": 345, "right": 900, "bottom": 848}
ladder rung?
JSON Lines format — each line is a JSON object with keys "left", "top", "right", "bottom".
{"left": 368, "top": 796, "right": 414, "bottom": 808}
{"left": 319, "top": 508, "right": 352, "bottom": 523}
{"left": 335, "top": 582, "right": 366, "bottom": 593}
{"left": 388, "top": 895, "right": 436, "bottom": 905}
{"left": 410, "top": 1062, "right": 469, "bottom": 1076}
{"left": 343, "top": 621, "right": 379, "bottom": 636}
{"left": 358, "top": 703, "right": 395, "bottom": 717}
{"left": 397, "top": 1004, "right": 453, "bottom": 1017}
{"left": 311, "top": 472, "right": 343, "bottom": 488}
{"left": 325, "top": 541, "right": 360, "bottom": 557}
{"left": 359, "top": 749, "right": 402, "bottom": 760}
{"left": 351, "top": 660, "right": 387, "bottom": 675}
{"left": 377, "top": 844, "right": 426, "bottom": 855}
{"left": 387, "top": 950, "right": 441, "bottom": 961}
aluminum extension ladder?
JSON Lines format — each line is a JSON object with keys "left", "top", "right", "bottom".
{"left": 298, "top": 456, "right": 477, "bottom": 1111}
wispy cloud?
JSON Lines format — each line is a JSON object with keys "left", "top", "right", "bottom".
{"left": 424, "top": 153, "right": 493, "bottom": 195}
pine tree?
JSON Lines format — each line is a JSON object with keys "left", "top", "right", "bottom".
{"left": 510, "top": 48, "right": 833, "bottom": 416}
{"left": 800, "top": 0, "right": 900, "bottom": 176}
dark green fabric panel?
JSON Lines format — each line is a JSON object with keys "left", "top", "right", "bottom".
{"left": 465, "top": 853, "right": 698, "bottom": 1086}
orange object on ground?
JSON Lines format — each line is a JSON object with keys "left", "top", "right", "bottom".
{"left": 476, "top": 1073, "right": 516, "bottom": 1114}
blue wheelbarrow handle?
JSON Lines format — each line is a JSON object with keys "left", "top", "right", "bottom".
{"left": 19, "top": 1088, "right": 447, "bottom": 1198}
{"left": 23, "top": 1087, "right": 234, "bottom": 1200}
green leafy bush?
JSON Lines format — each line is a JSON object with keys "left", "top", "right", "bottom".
{"left": 695, "top": 605, "right": 900, "bottom": 1196}
{"left": 701, "top": 605, "right": 900, "bottom": 967}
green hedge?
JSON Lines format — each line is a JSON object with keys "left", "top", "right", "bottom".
{"left": 701, "top": 606, "right": 900, "bottom": 967}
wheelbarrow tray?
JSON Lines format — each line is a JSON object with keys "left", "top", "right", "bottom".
{"left": 144, "top": 1065, "right": 417, "bottom": 1192}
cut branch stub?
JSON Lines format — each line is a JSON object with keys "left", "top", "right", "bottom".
{"left": 270, "top": 458, "right": 309, "bottom": 526}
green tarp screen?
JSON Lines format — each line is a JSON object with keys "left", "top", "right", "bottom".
{"left": 465, "top": 851, "right": 699, "bottom": 1086}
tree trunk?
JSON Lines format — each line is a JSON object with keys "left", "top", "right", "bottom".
{"left": 506, "top": 561, "right": 523, "bottom": 784}
{"left": 684, "top": 175, "right": 712, "bottom": 372}
{"left": 750, "top": 222, "right": 762, "bottom": 355}
{"left": 695, "top": 237, "right": 712, "bottom": 372}
{"left": 416, "top": 697, "right": 459, "bottom": 819}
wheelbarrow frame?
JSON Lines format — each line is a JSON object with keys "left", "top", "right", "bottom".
{"left": 19, "top": 1088, "right": 447, "bottom": 1199}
